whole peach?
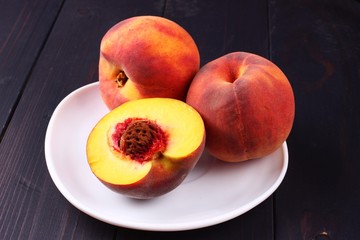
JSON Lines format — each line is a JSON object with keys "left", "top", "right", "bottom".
{"left": 186, "top": 52, "right": 295, "bottom": 162}
{"left": 99, "top": 15, "right": 200, "bottom": 109}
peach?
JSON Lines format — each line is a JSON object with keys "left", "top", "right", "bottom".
{"left": 99, "top": 15, "right": 200, "bottom": 110}
{"left": 86, "top": 98, "right": 205, "bottom": 199}
{"left": 186, "top": 52, "right": 295, "bottom": 162}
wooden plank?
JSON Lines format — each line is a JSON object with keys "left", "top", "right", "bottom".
{"left": 0, "top": 0, "right": 64, "bottom": 138}
{"left": 0, "top": 0, "right": 164, "bottom": 239}
{"left": 269, "top": 0, "right": 360, "bottom": 239}
{"left": 162, "top": 0, "right": 271, "bottom": 65}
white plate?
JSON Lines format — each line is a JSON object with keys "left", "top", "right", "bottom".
{"left": 44, "top": 82, "right": 288, "bottom": 231}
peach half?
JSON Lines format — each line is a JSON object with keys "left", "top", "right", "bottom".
{"left": 86, "top": 98, "right": 205, "bottom": 199}
{"left": 99, "top": 15, "right": 200, "bottom": 109}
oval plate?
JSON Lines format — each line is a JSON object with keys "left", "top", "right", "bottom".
{"left": 44, "top": 82, "right": 288, "bottom": 231}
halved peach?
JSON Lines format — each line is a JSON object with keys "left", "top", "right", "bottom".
{"left": 86, "top": 98, "right": 205, "bottom": 199}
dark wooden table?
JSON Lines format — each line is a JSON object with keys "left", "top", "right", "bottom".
{"left": 1, "top": 0, "right": 359, "bottom": 239}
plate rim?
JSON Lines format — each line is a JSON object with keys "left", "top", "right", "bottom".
{"left": 44, "top": 82, "right": 289, "bottom": 231}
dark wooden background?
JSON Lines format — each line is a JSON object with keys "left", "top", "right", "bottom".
{"left": 1, "top": 0, "right": 359, "bottom": 239}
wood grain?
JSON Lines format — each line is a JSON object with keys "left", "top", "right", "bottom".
{"left": 0, "top": 0, "right": 64, "bottom": 139}
{"left": 269, "top": 0, "right": 360, "bottom": 239}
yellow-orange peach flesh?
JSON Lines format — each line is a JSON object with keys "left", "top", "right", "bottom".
{"left": 99, "top": 16, "right": 200, "bottom": 109}
{"left": 86, "top": 98, "right": 205, "bottom": 199}
{"left": 186, "top": 52, "right": 295, "bottom": 162}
